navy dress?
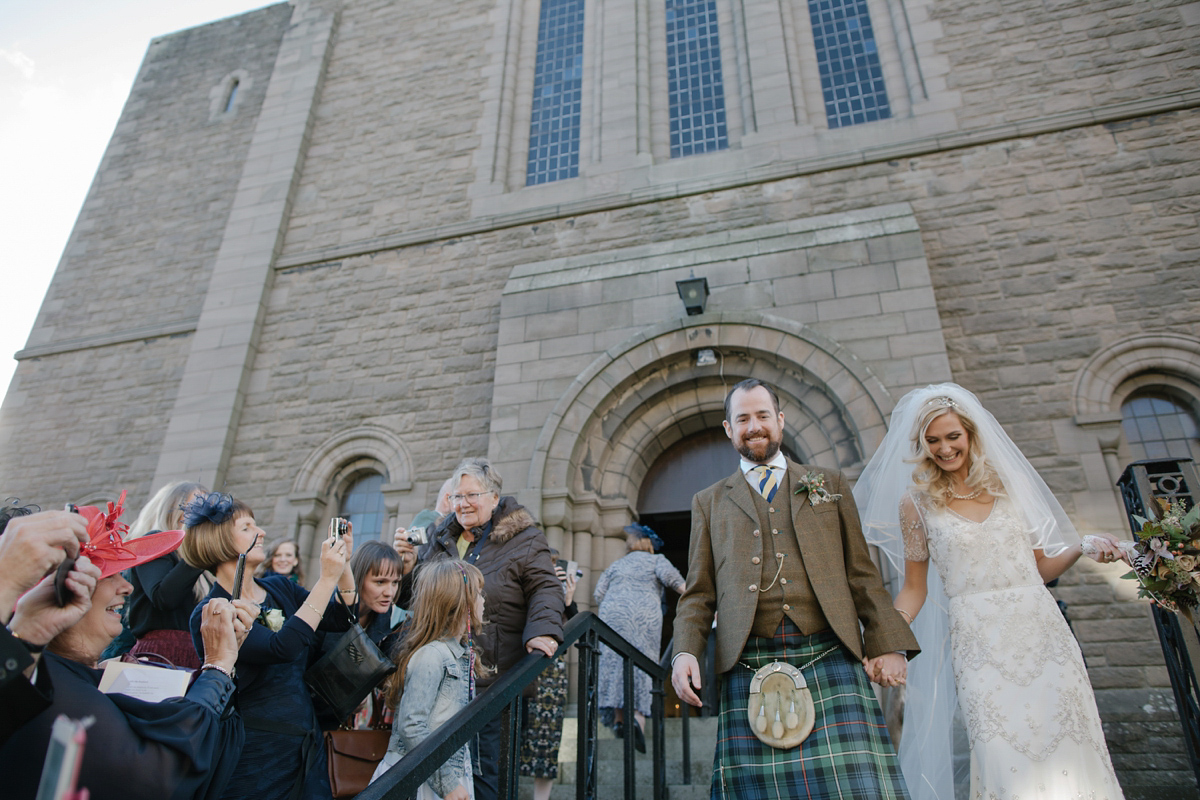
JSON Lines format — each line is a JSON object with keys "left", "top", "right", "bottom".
{"left": 0, "top": 651, "right": 242, "bottom": 800}
{"left": 189, "top": 574, "right": 351, "bottom": 800}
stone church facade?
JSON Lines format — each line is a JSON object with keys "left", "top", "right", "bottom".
{"left": 2, "top": 0, "right": 1199, "bottom": 794}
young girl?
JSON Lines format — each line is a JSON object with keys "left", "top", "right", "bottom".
{"left": 372, "top": 560, "right": 488, "bottom": 800}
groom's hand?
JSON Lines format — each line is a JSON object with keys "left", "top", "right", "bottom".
{"left": 671, "top": 653, "right": 704, "bottom": 707}
{"left": 864, "top": 652, "right": 907, "bottom": 687}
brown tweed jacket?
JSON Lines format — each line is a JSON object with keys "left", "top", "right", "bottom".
{"left": 674, "top": 460, "right": 919, "bottom": 674}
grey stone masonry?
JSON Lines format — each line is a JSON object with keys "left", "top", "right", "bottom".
{"left": 152, "top": 1, "right": 338, "bottom": 489}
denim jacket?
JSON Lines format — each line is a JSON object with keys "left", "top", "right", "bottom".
{"left": 377, "top": 637, "right": 472, "bottom": 798}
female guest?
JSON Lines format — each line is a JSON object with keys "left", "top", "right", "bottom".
{"left": 125, "top": 481, "right": 209, "bottom": 668}
{"left": 594, "top": 524, "right": 684, "bottom": 752}
{"left": 414, "top": 457, "right": 564, "bottom": 800}
{"left": 183, "top": 493, "right": 357, "bottom": 800}
{"left": 334, "top": 540, "right": 404, "bottom": 730}
{"left": 0, "top": 496, "right": 250, "bottom": 800}
{"left": 855, "top": 383, "right": 1126, "bottom": 800}
{"left": 258, "top": 539, "right": 305, "bottom": 584}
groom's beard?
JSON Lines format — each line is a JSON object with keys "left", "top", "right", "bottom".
{"left": 736, "top": 435, "right": 780, "bottom": 464}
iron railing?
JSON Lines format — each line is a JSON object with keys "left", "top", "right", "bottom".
{"left": 357, "top": 611, "right": 670, "bottom": 800}
{"left": 1116, "top": 457, "right": 1200, "bottom": 790}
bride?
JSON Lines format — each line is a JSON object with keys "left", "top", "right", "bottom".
{"left": 854, "top": 383, "right": 1126, "bottom": 800}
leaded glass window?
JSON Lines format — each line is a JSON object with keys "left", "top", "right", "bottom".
{"left": 808, "top": 0, "right": 891, "bottom": 129}
{"left": 339, "top": 472, "right": 386, "bottom": 543}
{"left": 1122, "top": 392, "right": 1200, "bottom": 461}
{"left": 526, "top": 0, "right": 585, "bottom": 185}
{"left": 666, "top": 0, "right": 729, "bottom": 158}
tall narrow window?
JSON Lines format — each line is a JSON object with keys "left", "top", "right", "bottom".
{"left": 339, "top": 473, "right": 387, "bottom": 543}
{"left": 666, "top": 0, "right": 728, "bottom": 158}
{"left": 808, "top": 0, "right": 891, "bottom": 129}
{"left": 1122, "top": 391, "right": 1200, "bottom": 461}
{"left": 526, "top": 0, "right": 585, "bottom": 186}
{"left": 224, "top": 79, "right": 239, "bottom": 113}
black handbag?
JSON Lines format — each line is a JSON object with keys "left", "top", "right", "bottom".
{"left": 304, "top": 596, "right": 396, "bottom": 723}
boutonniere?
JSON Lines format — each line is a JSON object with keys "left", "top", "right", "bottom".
{"left": 258, "top": 608, "right": 285, "bottom": 632}
{"left": 795, "top": 471, "right": 842, "bottom": 506}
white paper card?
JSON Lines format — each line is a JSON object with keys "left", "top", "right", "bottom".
{"left": 97, "top": 661, "right": 190, "bottom": 703}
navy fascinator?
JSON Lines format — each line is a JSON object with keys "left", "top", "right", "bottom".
{"left": 623, "top": 522, "right": 665, "bottom": 553}
{"left": 183, "top": 491, "right": 237, "bottom": 529}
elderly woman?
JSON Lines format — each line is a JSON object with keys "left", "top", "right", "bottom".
{"left": 594, "top": 523, "right": 684, "bottom": 752}
{"left": 183, "top": 492, "right": 356, "bottom": 800}
{"left": 399, "top": 458, "right": 564, "bottom": 800}
{"left": 0, "top": 498, "right": 250, "bottom": 800}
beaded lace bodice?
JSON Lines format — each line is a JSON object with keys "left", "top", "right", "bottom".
{"left": 903, "top": 494, "right": 1043, "bottom": 598}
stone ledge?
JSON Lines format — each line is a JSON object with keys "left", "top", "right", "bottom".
{"left": 272, "top": 89, "right": 1200, "bottom": 270}
{"left": 15, "top": 320, "right": 198, "bottom": 360}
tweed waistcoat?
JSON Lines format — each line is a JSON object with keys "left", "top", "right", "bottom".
{"left": 748, "top": 469, "right": 830, "bottom": 637}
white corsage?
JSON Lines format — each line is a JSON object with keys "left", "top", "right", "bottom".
{"left": 794, "top": 471, "right": 842, "bottom": 506}
{"left": 260, "top": 609, "right": 285, "bottom": 632}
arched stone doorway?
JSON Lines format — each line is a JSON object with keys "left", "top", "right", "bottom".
{"left": 522, "top": 313, "right": 895, "bottom": 610}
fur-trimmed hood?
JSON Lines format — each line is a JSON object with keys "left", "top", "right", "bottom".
{"left": 431, "top": 495, "right": 537, "bottom": 546}
{"left": 420, "top": 495, "right": 562, "bottom": 681}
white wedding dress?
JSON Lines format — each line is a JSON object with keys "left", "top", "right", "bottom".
{"left": 906, "top": 494, "right": 1125, "bottom": 800}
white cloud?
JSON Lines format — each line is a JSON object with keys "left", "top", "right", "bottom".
{"left": 0, "top": 48, "right": 35, "bottom": 80}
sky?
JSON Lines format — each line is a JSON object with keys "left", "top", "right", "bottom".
{"left": 0, "top": 0, "right": 278, "bottom": 397}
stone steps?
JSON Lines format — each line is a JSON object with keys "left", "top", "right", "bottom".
{"left": 516, "top": 716, "right": 718, "bottom": 800}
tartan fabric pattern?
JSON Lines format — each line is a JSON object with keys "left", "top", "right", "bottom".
{"left": 711, "top": 620, "right": 910, "bottom": 800}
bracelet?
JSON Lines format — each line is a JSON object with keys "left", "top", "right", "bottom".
{"left": 6, "top": 627, "right": 45, "bottom": 653}
{"left": 894, "top": 607, "right": 914, "bottom": 624}
{"left": 303, "top": 601, "right": 324, "bottom": 616}
{"left": 200, "top": 662, "right": 235, "bottom": 680}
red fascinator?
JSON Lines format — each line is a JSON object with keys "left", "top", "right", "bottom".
{"left": 77, "top": 490, "right": 185, "bottom": 579}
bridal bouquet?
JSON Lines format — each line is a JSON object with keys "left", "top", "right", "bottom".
{"left": 1121, "top": 499, "right": 1200, "bottom": 614}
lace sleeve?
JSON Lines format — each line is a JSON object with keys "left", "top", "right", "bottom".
{"left": 899, "top": 493, "right": 929, "bottom": 563}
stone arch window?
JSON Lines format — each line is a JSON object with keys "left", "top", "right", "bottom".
{"left": 286, "top": 425, "right": 415, "bottom": 572}
{"left": 208, "top": 69, "right": 251, "bottom": 122}
{"left": 1071, "top": 333, "right": 1200, "bottom": 529}
{"left": 1120, "top": 388, "right": 1200, "bottom": 462}
{"left": 337, "top": 471, "right": 388, "bottom": 543}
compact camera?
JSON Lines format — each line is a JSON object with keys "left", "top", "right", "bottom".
{"left": 403, "top": 525, "right": 428, "bottom": 546}
{"left": 329, "top": 517, "right": 349, "bottom": 540}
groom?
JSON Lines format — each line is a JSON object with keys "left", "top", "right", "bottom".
{"left": 671, "top": 379, "right": 918, "bottom": 799}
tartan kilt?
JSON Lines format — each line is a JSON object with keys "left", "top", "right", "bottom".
{"left": 712, "top": 621, "right": 910, "bottom": 800}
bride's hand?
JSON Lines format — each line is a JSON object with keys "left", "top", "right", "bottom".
{"left": 1081, "top": 534, "right": 1127, "bottom": 565}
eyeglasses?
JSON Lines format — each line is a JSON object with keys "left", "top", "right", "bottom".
{"left": 451, "top": 492, "right": 493, "bottom": 505}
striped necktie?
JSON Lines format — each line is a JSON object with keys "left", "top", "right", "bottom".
{"left": 751, "top": 465, "right": 779, "bottom": 503}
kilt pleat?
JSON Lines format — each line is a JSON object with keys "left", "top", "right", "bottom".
{"left": 711, "top": 620, "right": 910, "bottom": 800}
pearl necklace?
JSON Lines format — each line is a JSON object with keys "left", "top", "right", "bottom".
{"left": 948, "top": 486, "right": 982, "bottom": 501}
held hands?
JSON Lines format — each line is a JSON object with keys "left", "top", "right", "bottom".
{"left": 671, "top": 652, "right": 704, "bottom": 708}
{"left": 863, "top": 652, "right": 907, "bottom": 687}
{"left": 9, "top": 556, "right": 101, "bottom": 648}
{"left": 1081, "top": 534, "right": 1129, "bottom": 565}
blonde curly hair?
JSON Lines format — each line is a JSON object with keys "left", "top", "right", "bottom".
{"left": 908, "top": 397, "right": 1004, "bottom": 508}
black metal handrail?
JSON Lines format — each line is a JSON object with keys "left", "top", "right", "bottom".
{"left": 1117, "top": 458, "right": 1200, "bottom": 790}
{"left": 357, "top": 611, "right": 668, "bottom": 800}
